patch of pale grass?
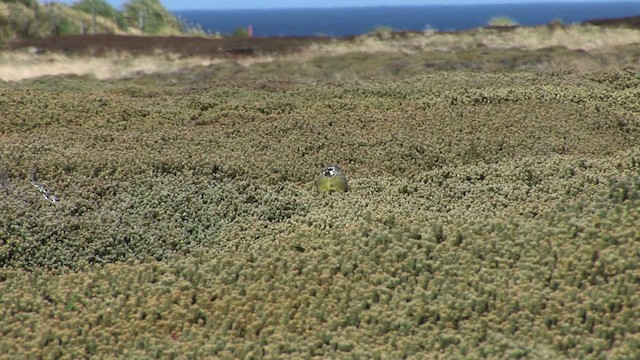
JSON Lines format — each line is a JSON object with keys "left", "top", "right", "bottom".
{"left": 0, "top": 50, "right": 222, "bottom": 82}
{"left": 470, "top": 25, "right": 640, "bottom": 51}
{"left": 308, "top": 25, "right": 640, "bottom": 55}
{"left": 237, "top": 24, "right": 638, "bottom": 64}
{"left": 3, "top": 24, "right": 637, "bottom": 81}
{"left": 234, "top": 37, "right": 401, "bottom": 67}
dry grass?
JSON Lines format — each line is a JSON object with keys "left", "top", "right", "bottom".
{"left": 2, "top": 24, "right": 639, "bottom": 82}
{"left": 0, "top": 50, "right": 221, "bottom": 82}
{"left": 218, "top": 25, "right": 640, "bottom": 68}
{"left": 308, "top": 24, "right": 640, "bottom": 54}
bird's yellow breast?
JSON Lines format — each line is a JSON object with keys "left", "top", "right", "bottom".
{"left": 316, "top": 174, "right": 349, "bottom": 193}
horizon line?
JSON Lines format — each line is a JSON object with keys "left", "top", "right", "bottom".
{"left": 169, "top": 1, "right": 638, "bottom": 12}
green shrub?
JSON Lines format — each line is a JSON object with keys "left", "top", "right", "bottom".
{"left": 122, "top": 0, "right": 183, "bottom": 34}
{"left": 371, "top": 25, "right": 393, "bottom": 39}
{"left": 232, "top": 26, "right": 249, "bottom": 37}
{"left": 488, "top": 16, "right": 518, "bottom": 27}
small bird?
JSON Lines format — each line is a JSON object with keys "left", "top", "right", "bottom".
{"left": 316, "top": 165, "right": 349, "bottom": 193}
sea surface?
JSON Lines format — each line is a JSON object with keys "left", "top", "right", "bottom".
{"left": 173, "top": 2, "right": 640, "bottom": 37}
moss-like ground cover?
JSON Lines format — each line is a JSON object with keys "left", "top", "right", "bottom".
{"left": 0, "top": 46, "right": 639, "bottom": 358}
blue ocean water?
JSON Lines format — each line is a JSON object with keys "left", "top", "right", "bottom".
{"left": 173, "top": 2, "right": 640, "bottom": 37}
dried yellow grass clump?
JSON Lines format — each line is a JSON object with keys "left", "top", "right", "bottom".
{"left": 0, "top": 50, "right": 222, "bottom": 82}
{"left": 309, "top": 24, "right": 640, "bottom": 54}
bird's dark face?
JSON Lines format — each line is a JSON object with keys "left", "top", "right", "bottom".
{"left": 323, "top": 165, "right": 340, "bottom": 177}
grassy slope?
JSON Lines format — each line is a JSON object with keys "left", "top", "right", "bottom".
{"left": 3, "top": 24, "right": 640, "bottom": 82}
{"left": 0, "top": 0, "right": 183, "bottom": 41}
{"left": 0, "top": 1, "right": 125, "bottom": 40}
{"left": 0, "top": 32, "right": 639, "bottom": 358}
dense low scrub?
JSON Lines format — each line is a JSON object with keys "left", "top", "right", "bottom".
{"left": 0, "top": 66, "right": 639, "bottom": 358}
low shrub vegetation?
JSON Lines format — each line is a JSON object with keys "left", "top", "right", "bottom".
{"left": 488, "top": 16, "right": 519, "bottom": 27}
{"left": 0, "top": 29, "right": 639, "bottom": 358}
